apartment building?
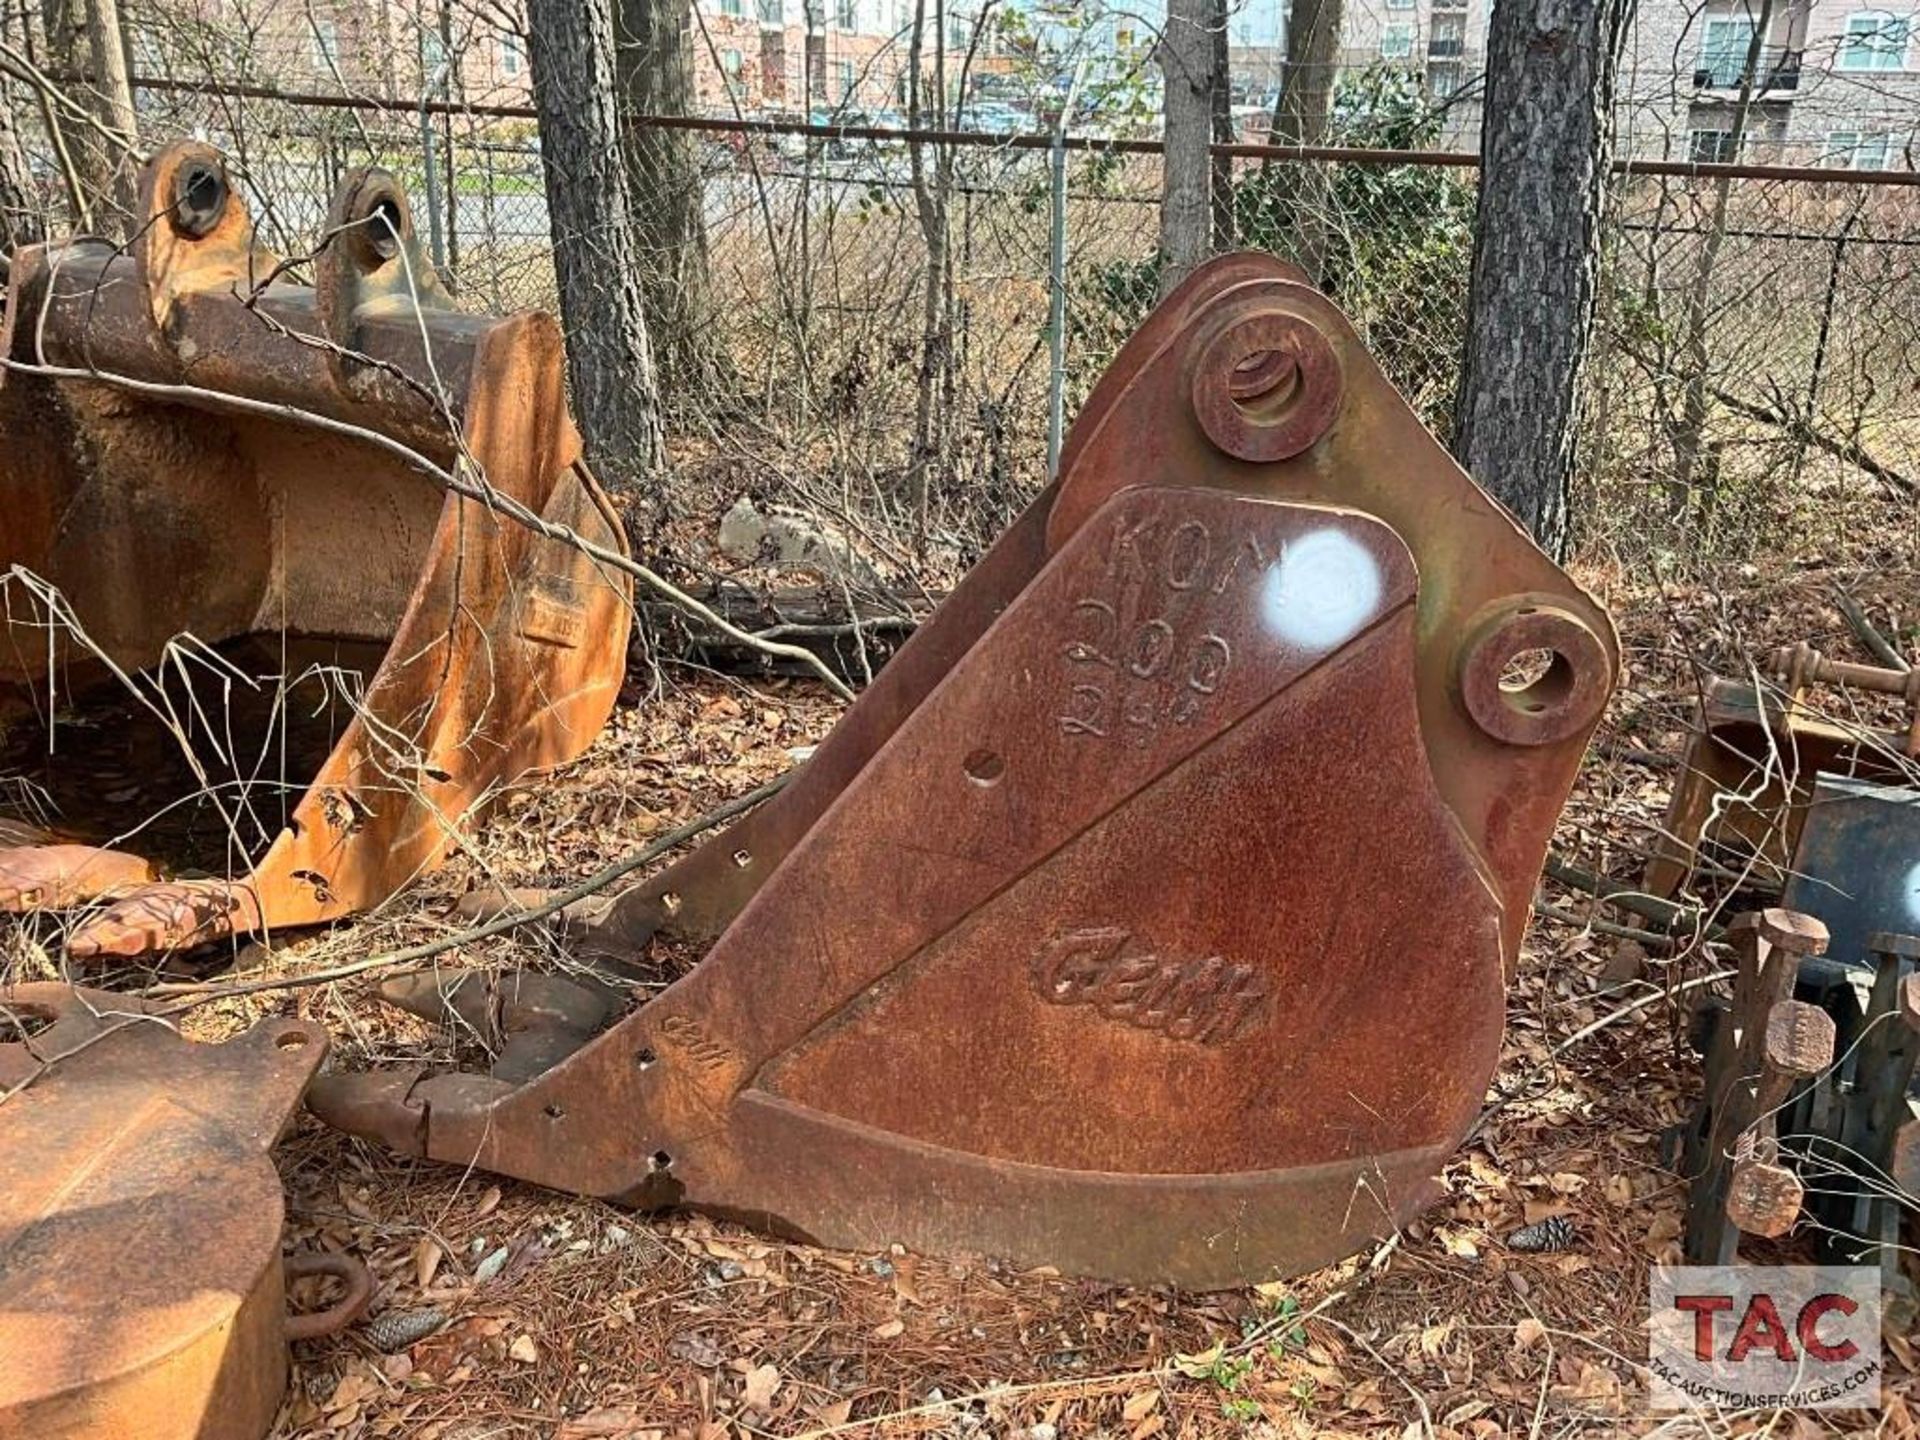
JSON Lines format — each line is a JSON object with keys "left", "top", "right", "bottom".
{"left": 124, "top": 0, "right": 533, "bottom": 107}
{"left": 124, "top": 0, "right": 1919, "bottom": 164}
{"left": 1362, "top": 0, "right": 1920, "bottom": 164}
{"left": 1620, "top": 0, "right": 1920, "bottom": 166}
{"left": 1337, "top": 0, "right": 1486, "bottom": 139}
{"left": 693, "top": 0, "right": 918, "bottom": 112}
{"left": 1227, "top": 0, "right": 1488, "bottom": 143}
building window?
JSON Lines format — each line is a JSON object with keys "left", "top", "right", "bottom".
{"left": 1388, "top": 0, "right": 1415, "bottom": 10}
{"left": 719, "top": 0, "right": 744, "bottom": 16}
{"left": 1698, "top": 16, "right": 1755, "bottom": 85}
{"left": 948, "top": 16, "right": 969, "bottom": 49}
{"left": 1380, "top": 23, "right": 1415, "bottom": 58}
{"left": 312, "top": 18, "right": 340, "bottom": 70}
{"left": 758, "top": 0, "right": 783, "bottom": 21}
{"left": 1828, "top": 129, "right": 1893, "bottom": 167}
{"left": 1428, "top": 65, "right": 1460, "bottom": 98}
{"left": 1840, "top": 11, "right": 1910, "bottom": 71}
{"left": 499, "top": 33, "right": 522, "bottom": 76}
{"left": 836, "top": 58, "right": 856, "bottom": 97}
{"left": 1688, "top": 128, "right": 1738, "bottom": 163}
{"left": 837, "top": 0, "right": 857, "bottom": 28}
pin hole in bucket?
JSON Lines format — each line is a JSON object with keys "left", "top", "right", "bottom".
{"left": 1498, "top": 646, "right": 1575, "bottom": 717}
{"left": 363, "top": 196, "right": 407, "bottom": 263}
{"left": 1227, "top": 348, "right": 1301, "bottom": 425}
{"left": 170, "top": 161, "right": 228, "bottom": 238}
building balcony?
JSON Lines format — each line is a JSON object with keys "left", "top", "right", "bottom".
{"left": 1427, "top": 36, "right": 1465, "bottom": 57}
{"left": 1692, "top": 46, "right": 1802, "bottom": 93}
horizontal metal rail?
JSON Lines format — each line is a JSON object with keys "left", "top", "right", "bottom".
{"left": 96, "top": 70, "right": 1920, "bottom": 186}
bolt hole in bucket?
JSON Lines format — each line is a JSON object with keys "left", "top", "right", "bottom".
{"left": 1191, "top": 312, "right": 1342, "bottom": 464}
{"left": 962, "top": 749, "right": 1006, "bottom": 787}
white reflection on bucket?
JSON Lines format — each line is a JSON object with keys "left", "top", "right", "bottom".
{"left": 1260, "top": 529, "right": 1382, "bottom": 653}
{"left": 1904, "top": 859, "right": 1920, "bottom": 924}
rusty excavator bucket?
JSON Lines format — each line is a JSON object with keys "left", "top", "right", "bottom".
{"left": 0, "top": 143, "right": 631, "bottom": 959}
{"left": 312, "top": 253, "right": 1619, "bottom": 1288}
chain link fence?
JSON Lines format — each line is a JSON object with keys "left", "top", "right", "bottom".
{"left": 8, "top": 71, "right": 1920, "bottom": 563}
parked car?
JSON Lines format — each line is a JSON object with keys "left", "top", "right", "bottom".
{"left": 963, "top": 101, "right": 1030, "bottom": 136}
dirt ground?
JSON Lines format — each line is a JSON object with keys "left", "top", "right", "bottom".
{"left": 9, "top": 492, "right": 1920, "bottom": 1439}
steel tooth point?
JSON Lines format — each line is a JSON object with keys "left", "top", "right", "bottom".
{"left": 0, "top": 844, "right": 157, "bottom": 913}
{"left": 64, "top": 880, "right": 258, "bottom": 961}
{"left": 377, "top": 970, "right": 496, "bottom": 1032}
{"left": 497, "top": 972, "right": 614, "bottom": 1033}
{"left": 306, "top": 1068, "right": 431, "bottom": 1156}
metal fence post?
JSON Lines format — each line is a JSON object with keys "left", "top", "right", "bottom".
{"left": 418, "top": 61, "right": 451, "bottom": 280}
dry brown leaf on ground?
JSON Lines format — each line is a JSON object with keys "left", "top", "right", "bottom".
{"left": 808, "top": 1398, "right": 854, "bottom": 1427}
{"left": 413, "top": 1235, "right": 443, "bottom": 1291}
{"left": 554, "top": 1410, "right": 662, "bottom": 1440}
{"left": 1121, "top": 1389, "right": 1160, "bottom": 1422}
{"left": 740, "top": 1363, "right": 780, "bottom": 1410}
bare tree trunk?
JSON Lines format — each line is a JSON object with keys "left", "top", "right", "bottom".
{"left": 40, "top": 0, "right": 137, "bottom": 234}
{"left": 0, "top": 23, "right": 43, "bottom": 256}
{"left": 1270, "top": 0, "right": 1340, "bottom": 149}
{"left": 1667, "top": 0, "right": 1774, "bottom": 519}
{"left": 1209, "top": 0, "right": 1234, "bottom": 251}
{"left": 1158, "top": 0, "right": 1212, "bottom": 295}
{"left": 614, "top": 0, "right": 720, "bottom": 396}
{"left": 526, "top": 0, "right": 666, "bottom": 502}
{"left": 1264, "top": 0, "right": 1340, "bottom": 280}
{"left": 1453, "top": 0, "right": 1634, "bottom": 556}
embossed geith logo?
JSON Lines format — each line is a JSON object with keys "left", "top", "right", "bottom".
{"left": 1030, "top": 927, "right": 1267, "bottom": 1045}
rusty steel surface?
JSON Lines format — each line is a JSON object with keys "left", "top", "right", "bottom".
{"left": 1673, "top": 783, "right": 1920, "bottom": 1303}
{"left": 0, "top": 141, "right": 630, "bottom": 957}
{"left": 0, "top": 985, "right": 331, "bottom": 1439}
{"left": 1783, "top": 774, "right": 1920, "bottom": 969}
{"left": 1670, "top": 910, "right": 1834, "bottom": 1265}
{"left": 310, "top": 253, "right": 1618, "bottom": 1289}
{"left": 1642, "top": 668, "right": 1917, "bottom": 906}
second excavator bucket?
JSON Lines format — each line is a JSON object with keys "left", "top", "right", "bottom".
{"left": 0, "top": 144, "right": 631, "bottom": 958}
{"left": 312, "top": 253, "right": 1619, "bottom": 1288}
